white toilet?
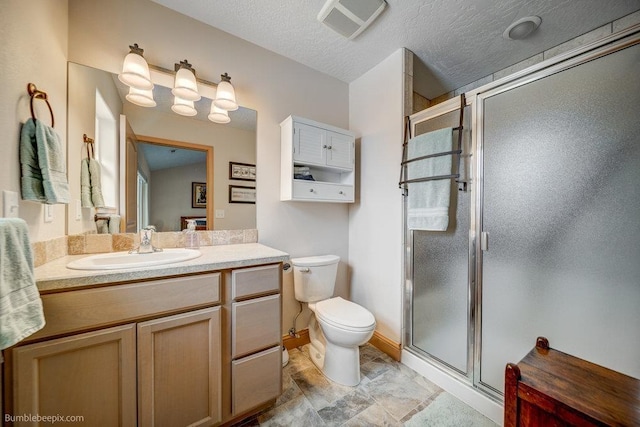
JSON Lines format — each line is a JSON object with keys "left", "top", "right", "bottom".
{"left": 291, "top": 254, "right": 376, "bottom": 386}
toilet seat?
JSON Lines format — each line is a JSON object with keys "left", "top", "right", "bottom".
{"left": 315, "top": 297, "right": 375, "bottom": 332}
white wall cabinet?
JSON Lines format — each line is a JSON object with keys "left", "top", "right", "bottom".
{"left": 281, "top": 115, "right": 356, "bottom": 203}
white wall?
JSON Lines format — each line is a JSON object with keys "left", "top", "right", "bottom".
{"left": 68, "top": 0, "right": 351, "bottom": 334}
{"left": 0, "top": 0, "right": 68, "bottom": 242}
{"left": 348, "top": 49, "right": 406, "bottom": 343}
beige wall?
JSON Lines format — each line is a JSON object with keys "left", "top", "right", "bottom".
{"left": 1, "top": 0, "right": 351, "bottom": 339}
{"left": 348, "top": 49, "right": 406, "bottom": 343}
{"left": 1, "top": 0, "right": 68, "bottom": 242}
{"left": 149, "top": 162, "right": 207, "bottom": 231}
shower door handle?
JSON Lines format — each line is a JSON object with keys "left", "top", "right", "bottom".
{"left": 481, "top": 232, "right": 489, "bottom": 251}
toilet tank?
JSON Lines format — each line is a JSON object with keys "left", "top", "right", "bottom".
{"left": 291, "top": 255, "right": 339, "bottom": 302}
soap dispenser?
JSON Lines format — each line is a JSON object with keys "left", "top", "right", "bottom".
{"left": 184, "top": 219, "right": 200, "bottom": 249}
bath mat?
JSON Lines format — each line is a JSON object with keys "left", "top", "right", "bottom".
{"left": 404, "top": 392, "right": 497, "bottom": 426}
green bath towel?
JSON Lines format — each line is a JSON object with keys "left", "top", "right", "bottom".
{"left": 0, "top": 218, "right": 45, "bottom": 350}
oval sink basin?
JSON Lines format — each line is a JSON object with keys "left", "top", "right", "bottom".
{"left": 67, "top": 248, "right": 202, "bottom": 270}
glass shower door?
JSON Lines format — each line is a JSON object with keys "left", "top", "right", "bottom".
{"left": 479, "top": 41, "right": 640, "bottom": 394}
{"left": 409, "top": 106, "right": 472, "bottom": 375}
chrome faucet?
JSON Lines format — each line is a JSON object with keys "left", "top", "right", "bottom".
{"left": 135, "top": 225, "right": 162, "bottom": 254}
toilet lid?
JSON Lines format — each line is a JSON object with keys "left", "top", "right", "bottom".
{"left": 315, "top": 297, "right": 375, "bottom": 330}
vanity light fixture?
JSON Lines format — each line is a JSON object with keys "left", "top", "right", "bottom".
{"left": 172, "top": 60, "right": 201, "bottom": 101}
{"left": 125, "top": 86, "right": 156, "bottom": 108}
{"left": 208, "top": 104, "right": 230, "bottom": 124}
{"left": 213, "top": 73, "right": 238, "bottom": 111}
{"left": 171, "top": 96, "right": 197, "bottom": 117}
{"left": 118, "top": 44, "right": 154, "bottom": 90}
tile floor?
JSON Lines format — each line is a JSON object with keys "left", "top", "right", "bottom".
{"left": 240, "top": 344, "right": 498, "bottom": 426}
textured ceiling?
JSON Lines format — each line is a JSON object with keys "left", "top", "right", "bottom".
{"left": 152, "top": 0, "right": 639, "bottom": 99}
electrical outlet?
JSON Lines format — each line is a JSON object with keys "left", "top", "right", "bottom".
{"left": 44, "top": 204, "right": 54, "bottom": 223}
{"left": 2, "top": 190, "right": 19, "bottom": 218}
{"left": 215, "top": 209, "right": 225, "bottom": 219}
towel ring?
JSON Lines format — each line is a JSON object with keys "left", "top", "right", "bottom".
{"left": 27, "top": 83, "right": 55, "bottom": 128}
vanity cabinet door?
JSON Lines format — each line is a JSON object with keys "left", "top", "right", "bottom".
{"left": 138, "top": 307, "right": 221, "bottom": 427}
{"left": 12, "top": 324, "right": 137, "bottom": 426}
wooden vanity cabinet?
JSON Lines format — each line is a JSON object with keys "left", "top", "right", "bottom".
{"left": 5, "top": 263, "right": 284, "bottom": 427}
{"left": 6, "top": 273, "right": 222, "bottom": 427}
{"left": 505, "top": 337, "right": 640, "bottom": 427}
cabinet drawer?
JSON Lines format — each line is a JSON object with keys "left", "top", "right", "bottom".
{"left": 292, "top": 180, "right": 354, "bottom": 202}
{"left": 231, "top": 294, "right": 281, "bottom": 358}
{"left": 232, "top": 264, "right": 281, "bottom": 300}
{"left": 231, "top": 346, "right": 282, "bottom": 416}
{"left": 30, "top": 273, "right": 221, "bottom": 341}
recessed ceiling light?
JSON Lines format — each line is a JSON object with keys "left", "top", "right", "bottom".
{"left": 503, "top": 16, "right": 542, "bottom": 40}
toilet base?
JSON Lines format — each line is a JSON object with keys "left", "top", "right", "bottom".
{"left": 323, "top": 341, "right": 361, "bottom": 386}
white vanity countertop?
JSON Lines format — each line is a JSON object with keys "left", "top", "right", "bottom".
{"left": 35, "top": 243, "right": 289, "bottom": 292}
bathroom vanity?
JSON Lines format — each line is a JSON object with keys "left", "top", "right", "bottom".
{"left": 2, "top": 243, "right": 288, "bottom": 427}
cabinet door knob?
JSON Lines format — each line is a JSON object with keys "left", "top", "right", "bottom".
{"left": 327, "top": 146, "right": 332, "bottom": 150}
{"left": 323, "top": 145, "right": 327, "bottom": 149}
{"left": 338, "top": 191, "right": 344, "bottom": 195}
{"left": 309, "top": 188, "right": 315, "bottom": 193}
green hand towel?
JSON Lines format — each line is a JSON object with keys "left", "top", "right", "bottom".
{"left": 19, "top": 118, "right": 70, "bottom": 204}
{"left": 19, "top": 119, "right": 46, "bottom": 202}
{"left": 88, "top": 158, "right": 105, "bottom": 208}
{"left": 0, "top": 218, "right": 45, "bottom": 350}
{"left": 81, "top": 158, "right": 93, "bottom": 208}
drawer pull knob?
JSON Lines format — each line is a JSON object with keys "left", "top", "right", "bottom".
{"left": 309, "top": 189, "right": 315, "bottom": 193}
{"left": 339, "top": 191, "right": 344, "bottom": 195}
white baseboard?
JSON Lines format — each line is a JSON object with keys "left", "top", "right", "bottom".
{"left": 401, "top": 350, "right": 504, "bottom": 426}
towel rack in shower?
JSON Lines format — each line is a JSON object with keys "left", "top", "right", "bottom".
{"left": 27, "top": 83, "right": 55, "bottom": 128}
{"left": 398, "top": 94, "right": 466, "bottom": 191}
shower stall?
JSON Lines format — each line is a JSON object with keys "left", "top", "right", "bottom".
{"left": 403, "top": 26, "right": 640, "bottom": 400}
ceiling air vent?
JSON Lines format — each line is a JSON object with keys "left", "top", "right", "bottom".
{"left": 318, "top": 0, "right": 387, "bottom": 40}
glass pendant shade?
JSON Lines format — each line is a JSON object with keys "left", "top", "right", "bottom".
{"left": 118, "top": 48, "right": 153, "bottom": 90}
{"left": 213, "top": 73, "right": 238, "bottom": 111}
{"left": 208, "top": 103, "right": 230, "bottom": 124}
{"left": 171, "top": 96, "right": 197, "bottom": 116}
{"left": 125, "top": 86, "right": 156, "bottom": 107}
{"left": 172, "top": 65, "right": 201, "bottom": 101}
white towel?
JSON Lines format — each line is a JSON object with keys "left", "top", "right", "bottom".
{"left": 406, "top": 127, "right": 453, "bottom": 231}
{"left": 0, "top": 218, "right": 45, "bottom": 351}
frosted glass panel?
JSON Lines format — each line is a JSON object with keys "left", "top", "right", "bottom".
{"left": 411, "top": 108, "right": 470, "bottom": 374}
{"left": 481, "top": 42, "right": 640, "bottom": 393}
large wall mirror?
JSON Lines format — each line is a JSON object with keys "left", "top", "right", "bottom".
{"left": 67, "top": 62, "right": 257, "bottom": 234}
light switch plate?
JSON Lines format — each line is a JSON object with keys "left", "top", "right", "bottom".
{"left": 215, "top": 209, "right": 225, "bottom": 219}
{"left": 44, "top": 204, "right": 54, "bottom": 223}
{"left": 3, "top": 190, "right": 19, "bottom": 218}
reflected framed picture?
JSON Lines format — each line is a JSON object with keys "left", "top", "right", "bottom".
{"left": 229, "top": 185, "right": 256, "bottom": 204}
{"left": 192, "top": 182, "right": 207, "bottom": 208}
{"left": 229, "top": 162, "right": 256, "bottom": 181}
